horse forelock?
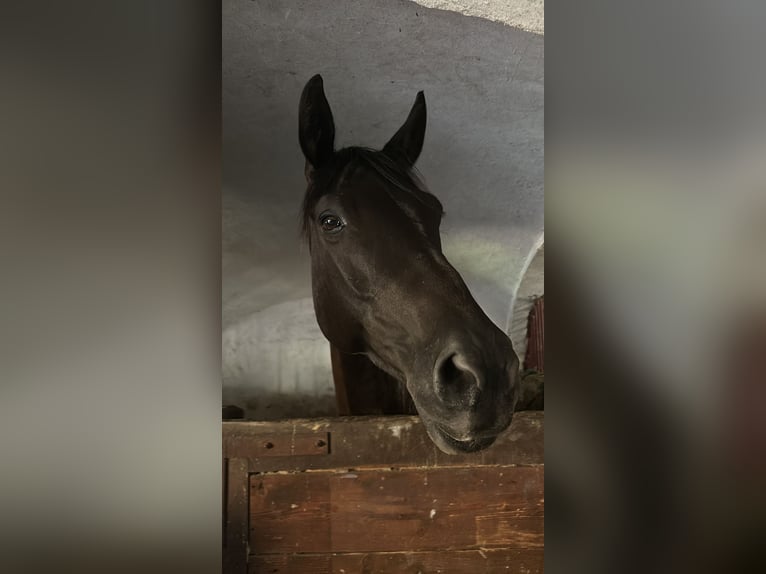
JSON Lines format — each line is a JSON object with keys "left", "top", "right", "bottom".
{"left": 300, "top": 147, "right": 444, "bottom": 244}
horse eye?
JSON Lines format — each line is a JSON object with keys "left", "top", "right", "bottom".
{"left": 320, "top": 214, "right": 344, "bottom": 233}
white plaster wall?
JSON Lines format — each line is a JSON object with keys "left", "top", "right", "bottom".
{"left": 415, "top": 0, "right": 544, "bottom": 34}
{"left": 223, "top": 0, "right": 543, "bottom": 419}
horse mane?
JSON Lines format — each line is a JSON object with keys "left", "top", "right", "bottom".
{"left": 300, "top": 147, "right": 444, "bottom": 242}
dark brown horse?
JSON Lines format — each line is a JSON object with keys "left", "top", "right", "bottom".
{"left": 299, "top": 74, "right": 519, "bottom": 453}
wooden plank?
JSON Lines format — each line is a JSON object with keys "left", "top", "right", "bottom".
{"left": 249, "top": 465, "right": 542, "bottom": 554}
{"left": 249, "top": 472, "right": 331, "bottom": 554}
{"left": 248, "top": 553, "right": 330, "bottom": 574}
{"left": 331, "top": 548, "right": 544, "bottom": 573}
{"left": 224, "top": 412, "right": 543, "bottom": 472}
{"left": 248, "top": 549, "right": 544, "bottom": 574}
{"left": 227, "top": 431, "right": 329, "bottom": 458}
{"left": 476, "top": 515, "right": 544, "bottom": 548}
{"left": 329, "top": 465, "right": 543, "bottom": 552}
{"left": 224, "top": 458, "right": 250, "bottom": 574}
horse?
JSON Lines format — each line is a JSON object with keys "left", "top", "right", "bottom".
{"left": 298, "top": 74, "right": 519, "bottom": 454}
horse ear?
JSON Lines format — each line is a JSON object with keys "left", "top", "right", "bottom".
{"left": 383, "top": 91, "right": 426, "bottom": 166}
{"left": 299, "top": 74, "right": 336, "bottom": 180}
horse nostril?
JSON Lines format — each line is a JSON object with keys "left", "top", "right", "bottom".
{"left": 438, "top": 353, "right": 459, "bottom": 383}
{"left": 434, "top": 352, "right": 482, "bottom": 403}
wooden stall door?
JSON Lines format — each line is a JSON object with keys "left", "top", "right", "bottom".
{"left": 223, "top": 412, "right": 544, "bottom": 574}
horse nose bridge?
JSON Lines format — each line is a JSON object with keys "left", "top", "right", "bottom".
{"left": 408, "top": 250, "right": 476, "bottom": 305}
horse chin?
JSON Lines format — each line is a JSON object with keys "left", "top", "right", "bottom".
{"left": 422, "top": 420, "right": 498, "bottom": 455}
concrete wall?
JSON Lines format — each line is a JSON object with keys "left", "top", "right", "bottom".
{"left": 223, "top": 0, "right": 544, "bottom": 419}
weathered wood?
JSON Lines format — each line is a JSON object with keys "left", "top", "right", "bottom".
{"left": 331, "top": 344, "right": 416, "bottom": 415}
{"left": 332, "top": 548, "right": 544, "bottom": 573}
{"left": 476, "top": 514, "right": 544, "bottom": 548}
{"left": 249, "top": 549, "right": 544, "bottom": 574}
{"left": 250, "top": 473, "right": 332, "bottom": 554}
{"left": 248, "top": 553, "right": 330, "bottom": 573}
{"left": 224, "top": 458, "right": 250, "bottom": 574}
{"left": 223, "top": 413, "right": 545, "bottom": 572}
{"left": 330, "top": 466, "right": 543, "bottom": 552}
{"left": 228, "top": 431, "right": 330, "bottom": 458}
{"left": 224, "top": 411, "right": 544, "bottom": 473}
{"left": 249, "top": 465, "right": 542, "bottom": 554}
